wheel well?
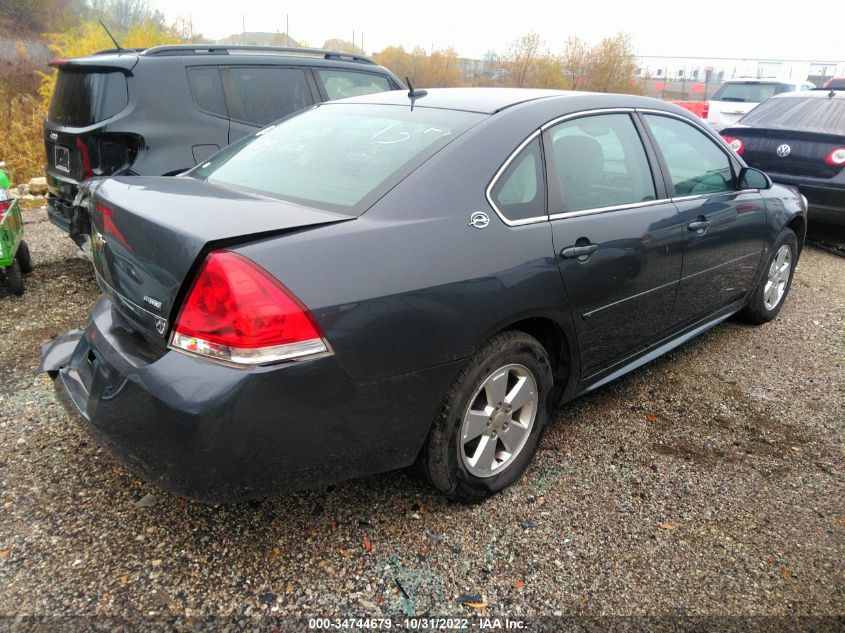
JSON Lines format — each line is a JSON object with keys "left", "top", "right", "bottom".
{"left": 501, "top": 317, "right": 572, "bottom": 402}
{"left": 787, "top": 215, "right": 806, "bottom": 254}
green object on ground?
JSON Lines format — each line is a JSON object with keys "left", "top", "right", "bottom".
{"left": 0, "top": 166, "right": 10, "bottom": 190}
{"left": 1, "top": 198, "right": 24, "bottom": 268}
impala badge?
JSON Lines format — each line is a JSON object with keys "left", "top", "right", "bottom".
{"left": 143, "top": 295, "right": 163, "bottom": 311}
{"left": 154, "top": 317, "right": 167, "bottom": 336}
{"left": 469, "top": 212, "right": 490, "bottom": 229}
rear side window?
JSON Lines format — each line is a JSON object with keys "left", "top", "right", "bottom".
{"left": 712, "top": 82, "right": 794, "bottom": 103}
{"left": 548, "top": 113, "right": 656, "bottom": 212}
{"left": 644, "top": 115, "right": 734, "bottom": 196}
{"left": 490, "top": 137, "right": 546, "bottom": 221}
{"left": 740, "top": 96, "right": 845, "bottom": 134}
{"left": 221, "top": 66, "right": 315, "bottom": 126}
{"left": 48, "top": 70, "right": 128, "bottom": 126}
{"left": 316, "top": 69, "right": 392, "bottom": 100}
{"left": 188, "top": 67, "right": 227, "bottom": 117}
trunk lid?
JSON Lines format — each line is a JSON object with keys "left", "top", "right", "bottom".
{"left": 729, "top": 127, "right": 845, "bottom": 179}
{"left": 87, "top": 176, "right": 352, "bottom": 345}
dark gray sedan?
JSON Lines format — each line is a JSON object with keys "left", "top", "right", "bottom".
{"left": 40, "top": 88, "right": 807, "bottom": 503}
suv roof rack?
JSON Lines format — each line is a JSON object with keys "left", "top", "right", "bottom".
{"left": 140, "top": 44, "right": 376, "bottom": 64}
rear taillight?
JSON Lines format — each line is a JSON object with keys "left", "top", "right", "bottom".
{"left": 702, "top": 103, "right": 710, "bottom": 120}
{"left": 76, "top": 137, "right": 94, "bottom": 179}
{"left": 824, "top": 147, "right": 845, "bottom": 165}
{"left": 721, "top": 134, "right": 744, "bottom": 155}
{"left": 170, "top": 250, "right": 329, "bottom": 366}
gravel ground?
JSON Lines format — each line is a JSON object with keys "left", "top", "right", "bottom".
{"left": 0, "top": 215, "right": 843, "bottom": 629}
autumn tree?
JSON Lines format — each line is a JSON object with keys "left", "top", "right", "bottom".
{"left": 561, "top": 36, "right": 590, "bottom": 90}
{"left": 585, "top": 33, "right": 642, "bottom": 94}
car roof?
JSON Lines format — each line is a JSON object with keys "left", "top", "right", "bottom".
{"left": 51, "top": 45, "right": 398, "bottom": 76}
{"left": 721, "top": 78, "right": 804, "bottom": 84}
{"left": 773, "top": 89, "right": 845, "bottom": 100}
{"left": 335, "top": 88, "right": 589, "bottom": 114}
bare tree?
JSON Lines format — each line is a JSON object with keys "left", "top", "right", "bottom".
{"left": 561, "top": 36, "right": 590, "bottom": 90}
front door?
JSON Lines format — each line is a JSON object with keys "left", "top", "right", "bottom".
{"left": 640, "top": 113, "right": 766, "bottom": 326}
{"left": 545, "top": 112, "right": 684, "bottom": 378}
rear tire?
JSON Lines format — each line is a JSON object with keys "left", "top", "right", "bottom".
{"left": 739, "top": 228, "right": 797, "bottom": 325}
{"left": 15, "top": 240, "right": 33, "bottom": 274}
{"left": 420, "top": 331, "right": 553, "bottom": 503}
{"left": 5, "top": 259, "right": 24, "bottom": 296}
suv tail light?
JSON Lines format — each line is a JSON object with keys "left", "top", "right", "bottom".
{"left": 824, "top": 147, "right": 845, "bottom": 165}
{"left": 170, "top": 250, "right": 329, "bottom": 365}
{"left": 721, "top": 134, "right": 744, "bottom": 155}
{"left": 702, "top": 102, "right": 710, "bottom": 120}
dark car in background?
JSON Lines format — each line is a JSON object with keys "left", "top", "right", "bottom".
{"left": 43, "top": 45, "right": 403, "bottom": 245}
{"left": 721, "top": 89, "right": 845, "bottom": 225}
{"left": 40, "top": 89, "right": 807, "bottom": 503}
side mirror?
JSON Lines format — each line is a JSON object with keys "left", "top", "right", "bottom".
{"left": 738, "top": 166, "right": 772, "bottom": 190}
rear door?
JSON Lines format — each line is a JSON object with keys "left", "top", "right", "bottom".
{"left": 221, "top": 66, "right": 320, "bottom": 143}
{"left": 641, "top": 112, "right": 766, "bottom": 327}
{"left": 185, "top": 66, "right": 230, "bottom": 164}
{"left": 543, "top": 111, "right": 684, "bottom": 378}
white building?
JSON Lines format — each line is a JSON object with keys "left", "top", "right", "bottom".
{"left": 637, "top": 55, "right": 845, "bottom": 86}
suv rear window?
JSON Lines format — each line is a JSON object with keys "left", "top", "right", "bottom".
{"left": 48, "top": 70, "right": 128, "bottom": 126}
{"left": 739, "top": 96, "right": 845, "bottom": 134}
{"left": 192, "top": 103, "right": 484, "bottom": 212}
{"left": 712, "top": 82, "right": 794, "bottom": 103}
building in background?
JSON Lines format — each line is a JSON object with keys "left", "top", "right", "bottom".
{"left": 637, "top": 55, "right": 845, "bottom": 100}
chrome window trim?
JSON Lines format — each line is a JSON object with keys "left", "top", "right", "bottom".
{"left": 486, "top": 107, "right": 756, "bottom": 227}
{"left": 540, "top": 107, "right": 636, "bottom": 131}
{"left": 548, "top": 197, "right": 670, "bottom": 221}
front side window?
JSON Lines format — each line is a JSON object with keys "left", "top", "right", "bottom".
{"left": 548, "top": 113, "right": 656, "bottom": 212}
{"left": 191, "top": 103, "right": 484, "bottom": 213}
{"left": 489, "top": 137, "right": 546, "bottom": 221}
{"left": 644, "top": 114, "right": 734, "bottom": 196}
{"left": 221, "top": 66, "right": 315, "bottom": 126}
{"left": 316, "top": 69, "right": 393, "bottom": 100}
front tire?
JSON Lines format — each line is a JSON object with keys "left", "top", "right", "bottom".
{"left": 5, "top": 259, "right": 24, "bottom": 296}
{"left": 420, "top": 331, "right": 553, "bottom": 503}
{"left": 739, "top": 228, "right": 797, "bottom": 325}
{"left": 16, "top": 240, "right": 33, "bottom": 274}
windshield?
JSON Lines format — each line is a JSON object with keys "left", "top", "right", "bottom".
{"left": 48, "top": 70, "right": 128, "bottom": 126}
{"left": 739, "top": 96, "right": 845, "bottom": 134}
{"left": 712, "top": 82, "right": 794, "bottom": 103}
{"left": 191, "top": 103, "right": 485, "bottom": 213}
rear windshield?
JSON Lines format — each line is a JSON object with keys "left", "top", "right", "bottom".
{"left": 712, "top": 82, "right": 794, "bottom": 103}
{"left": 190, "top": 103, "right": 485, "bottom": 213}
{"left": 48, "top": 70, "right": 128, "bottom": 127}
{"left": 738, "top": 96, "right": 845, "bottom": 134}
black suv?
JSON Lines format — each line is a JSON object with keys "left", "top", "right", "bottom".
{"left": 43, "top": 45, "right": 403, "bottom": 244}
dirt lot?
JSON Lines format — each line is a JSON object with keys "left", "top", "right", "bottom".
{"left": 0, "top": 215, "right": 843, "bottom": 629}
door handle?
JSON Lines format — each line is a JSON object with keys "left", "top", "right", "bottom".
{"left": 688, "top": 219, "right": 711, "bottom": 233}
{"left": 560, "top": 243, "right": 599, "bottom": 259}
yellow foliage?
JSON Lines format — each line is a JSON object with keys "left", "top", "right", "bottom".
{"left": 373, "top": 46, "right": 463, "bottom": 88}
{"left": 0, "top": 92, "right": 48, "bottom": 182}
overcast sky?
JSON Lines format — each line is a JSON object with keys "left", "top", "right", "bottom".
{"left": 148, "top": 0, "right": 844, "bottom": 61}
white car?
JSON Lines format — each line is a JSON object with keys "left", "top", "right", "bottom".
{"left": 706, "top": 79, "right": 815, "bottom": 129}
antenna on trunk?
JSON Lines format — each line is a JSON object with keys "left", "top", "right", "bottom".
{"left": 406, "top": 76, "right": 427, "bottom": 111}
{"left": 99, "top": 20, "right": 123, "bottom": 53}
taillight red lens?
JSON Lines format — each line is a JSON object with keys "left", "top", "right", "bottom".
{"left": 702, "top": 103, "right": 710, "bottom": 120}
{"left": 824, "top": 147, "right": 845, "bottom": 165}
{"left": 171, "top": 250, "right": 328, "bottom": 365}
{"left": 721, "top": 134, "right": 744, "bottom": 155}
